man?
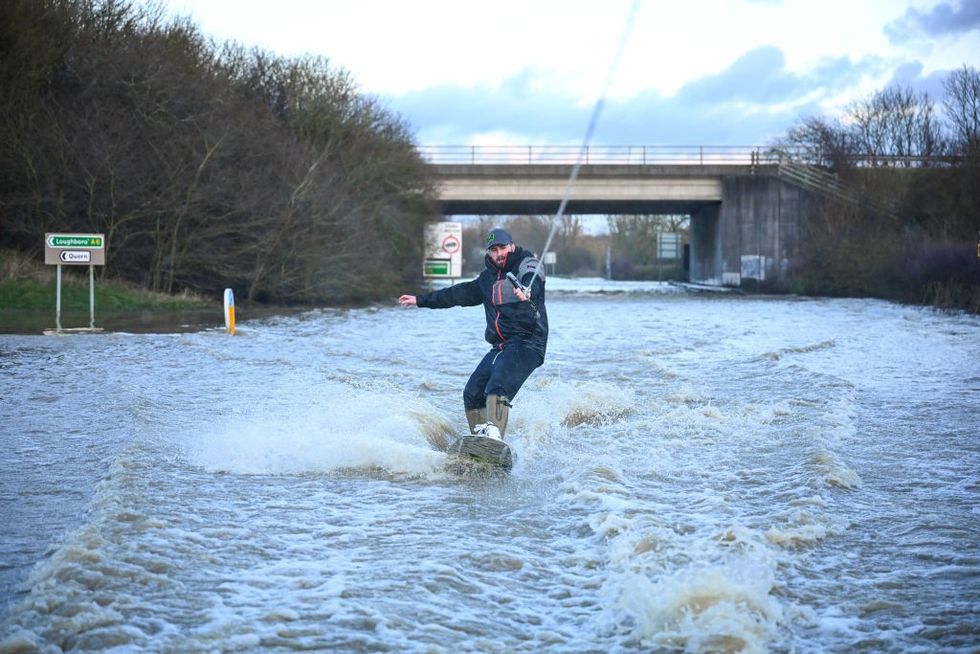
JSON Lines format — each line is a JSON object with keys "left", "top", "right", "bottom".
{"left": 398, "top": 227, "right": 548, "bottom": 441}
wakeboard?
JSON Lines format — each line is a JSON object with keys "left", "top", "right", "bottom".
{"left": 448, "top": 435, "right": 513, "bottom": 469}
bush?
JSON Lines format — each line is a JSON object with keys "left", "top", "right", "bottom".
{"left": 556, "top": 245, "right": 596, "bottom": 276}
{"left": 609, "top": 258, "right": 685, "bottom": 281}
{"left": 898, "top": 241, "right": 980, "bottom": 312}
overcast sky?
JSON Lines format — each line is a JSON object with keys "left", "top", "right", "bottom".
{"left": 159, "top": 0, "right": 980, "bottom": 147}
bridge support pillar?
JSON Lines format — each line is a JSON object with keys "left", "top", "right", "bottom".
{"left": 689, "top": 204, "right": 722, "bottom": 284}
{"left": 711, "top": 176, "right": 810, "bottom": 288}
{"left": 688, "top": 176, "right": 810, "bottom": 288}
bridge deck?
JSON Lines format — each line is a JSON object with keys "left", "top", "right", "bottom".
{"left": 431, "top": 163, "right": 772, "bottom": 215}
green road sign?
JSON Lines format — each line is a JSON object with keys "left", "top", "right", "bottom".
{"left": 47, "top": 235, "right": 104, "bottom": 248}
{"left": 44, "top": 233, "right": 106, "bottom": 266}
{"left": 424, "top": 259, "right": 450, "bottom": 276}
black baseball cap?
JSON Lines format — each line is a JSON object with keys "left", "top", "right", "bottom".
{"left": 486, "top": 228, "right": 513, "bottom": 249}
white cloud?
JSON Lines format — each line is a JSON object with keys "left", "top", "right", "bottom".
{"left": 162, "top": 0, "right": 947, "bottom": 96}
{"left": 159, "top": 0, "right": 979, "bottom": 144}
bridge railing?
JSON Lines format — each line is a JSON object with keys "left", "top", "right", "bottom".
{"left": 419, "top": 145, "right": 961, "bottom": 168}
{"left": 418, "top": 144, "right": 781, "bottom": 166}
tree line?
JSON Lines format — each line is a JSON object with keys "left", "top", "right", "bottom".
{"left": 777, "top": 66, "right": 979, "bottom": 312}
{"left": 1, "top": 0, "right": 435, "bottom": 304}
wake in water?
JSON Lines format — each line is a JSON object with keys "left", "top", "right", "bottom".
{"left": 183, "top": 385, "right": 450, "bottom": 478}
{"left": 178, "top": 377, "right": 634, "bottom": 480}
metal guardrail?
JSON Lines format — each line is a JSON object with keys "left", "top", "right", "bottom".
{"left": 774, "top": 155, "right": 898, "bottom": 218}
{"left": 419, "top": 145, "right": 961, "bottom": 168}
{"left": 776, "top": 158, "right": 853, "bottom": 201}
{"left": 418, "top": 144, "right": 780, "bottom": 166}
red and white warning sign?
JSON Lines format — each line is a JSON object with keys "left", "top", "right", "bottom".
{"left": 441, "top": 234, "right": 461, "bottom": 255}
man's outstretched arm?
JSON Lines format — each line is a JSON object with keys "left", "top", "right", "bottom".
{"left": 402, "top": 279, "right": 483, "bottom": 309}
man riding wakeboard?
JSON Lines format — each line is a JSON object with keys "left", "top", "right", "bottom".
{"left": 398, "top": 227, "right": 548, "bottom": 441}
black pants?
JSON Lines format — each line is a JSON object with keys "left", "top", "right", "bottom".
{"left": 463, "top": 344, "right": 543, "bottom": 410}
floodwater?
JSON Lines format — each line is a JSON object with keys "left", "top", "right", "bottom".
{"left": 1, "top": 281, "right": 978, "bottom": 652}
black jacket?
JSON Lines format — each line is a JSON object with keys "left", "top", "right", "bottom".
{"left": 416, "top": 246, "right": 548, "bottom": 359}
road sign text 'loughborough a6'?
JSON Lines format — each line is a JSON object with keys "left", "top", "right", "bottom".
{"left": 44, "top": 233, "right": 106, "bottom": 266}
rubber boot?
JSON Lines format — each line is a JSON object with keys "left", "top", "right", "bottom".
{"left": 466, "top": 408, "right": 484, "bottom": 435}
{"left": 486, "top": 394, "right": 511, "bottom": 438}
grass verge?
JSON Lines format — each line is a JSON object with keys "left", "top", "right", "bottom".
{"left": 1, "top": 249, "right": 214, "bottom": 311}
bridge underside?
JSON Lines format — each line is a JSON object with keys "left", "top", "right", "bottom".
{"left": 437, "top": 199, "right": 716, "bottom": 215}
{"left": 434, "top": 164, "right": 727, "bottom": 218}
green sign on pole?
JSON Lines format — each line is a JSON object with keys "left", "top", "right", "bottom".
{"left": 43, "top": 233, "right": 106, "bottom": 333}
{"left": 424, "top": 259, "right": 450, "bottom": 276}
{"left": 47, "top": 235, "right": 104, "bottom": 248}
{"left": 44, "top": 233, "right": 106, "bottom": 266}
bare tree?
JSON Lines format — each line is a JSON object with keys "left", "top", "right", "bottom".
{"left": 848, "top": 85, "right": 944, "bottom": 165}
{"left": 943, "top": 65, "right": 980, "bottom": 155}
{"left": 781, "top": 115, "right": 854, "bottom": 169}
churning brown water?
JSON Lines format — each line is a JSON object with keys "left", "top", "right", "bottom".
{"left": 1, "top": 282, "right": 978, "bottom": 652}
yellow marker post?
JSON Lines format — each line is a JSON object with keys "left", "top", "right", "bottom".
{"left": 223, "top": 288, "right": 236, "bottom": 335}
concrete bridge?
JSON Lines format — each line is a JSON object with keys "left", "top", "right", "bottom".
{"left": 422, "top": 145, "right": 818, "bottom": 288}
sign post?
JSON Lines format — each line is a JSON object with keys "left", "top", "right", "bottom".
{"left": 44, "top": 233, "right": 106, "bottom": 333}
{"left": 423, "top": 222, "right": 463, "bottom": 279}
{"left": 543, "top": 251, "right": 557, "bottom": 275}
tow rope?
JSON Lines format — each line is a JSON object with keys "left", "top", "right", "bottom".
{"left": 522, "top": 0, "right": 642, "bottom": 293}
